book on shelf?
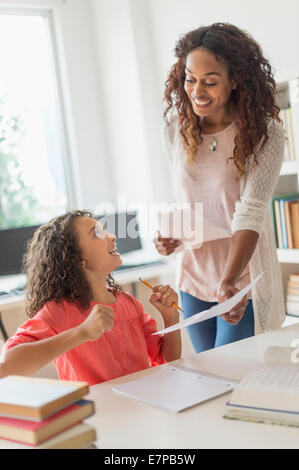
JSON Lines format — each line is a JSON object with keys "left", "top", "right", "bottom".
{"left": 0, "top": 399, "right": 94, "bottom": 445}
{"left": 0, "top": 375, "right": 89, "bottom": 421}
{"left": 0, "top": 422, "right": 96, "bottom": 449}
{"left": 286, "top": 273, "right": 299, "bottom": 316}
{"left": 223, "top": 345, "right": 299, "bottom": 427}
{"left": 290, "top": 201, "right": 299, "bottom": 249}
{"left": 270, "top": 193, "right": 299, "bottom": 249}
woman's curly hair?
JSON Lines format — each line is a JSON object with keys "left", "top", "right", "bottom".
{"left": 164, "top": 23, "right": 281, "bottom": 176}
{"left": 23, "top": 210, "right": 122, "bottom": 318}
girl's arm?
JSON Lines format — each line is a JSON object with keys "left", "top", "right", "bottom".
{"left": 0, "top": 304, "right": 114, "bottom": 378}
{"left": 150, "top": 285, "right": 182, "bottom": 362}
{"left": 160, "top": 315, "right": 181, "bottom": 362}
{"left": 0, "top": 326, "right": 87, "bottom": 377}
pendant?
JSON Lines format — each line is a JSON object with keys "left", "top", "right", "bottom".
{"left": 210, "top": 138, "right": 217, "bottom": 152}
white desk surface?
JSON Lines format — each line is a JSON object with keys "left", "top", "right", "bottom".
{"left": 84, "top": 323, "right": 299, "bottom": 449}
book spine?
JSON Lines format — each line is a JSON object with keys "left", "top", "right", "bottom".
{"left": 274, "top": 200, "right": 283, "bottom": 249}
{"left": 284, "top": 201, "right": 293, "bottom": 249}
{"left": 280, "top": 199, "right": 288, "bottom": 249}
{"left": 290, "top": 202, "right": 299, "bottom": 249}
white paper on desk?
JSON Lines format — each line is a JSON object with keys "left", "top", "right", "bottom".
{"left": 112, "top": 365, "right": 238, "bottom": 413}
{"left": 157, "top": 206, "right": 231, "bottom": 252}
{"left": 153, "top": 272, "right": 264, "bottom": 336}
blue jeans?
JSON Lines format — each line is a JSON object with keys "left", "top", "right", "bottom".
{"left": 180, "top": 290, "right": 255, "bottom": 353}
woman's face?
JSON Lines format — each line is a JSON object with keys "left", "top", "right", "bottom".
{"left": 74, "top": 216, "right": 122, "bottom": 277}
{"left": 184, "top": 48, "right": 236, "bottom": 120}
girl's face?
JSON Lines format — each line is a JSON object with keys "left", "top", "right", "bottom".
{"left": 184, "top": 48, "right": 236, "bottom": 120}
{"left": 74, "top": 216, "right": 122, "bottom": 277}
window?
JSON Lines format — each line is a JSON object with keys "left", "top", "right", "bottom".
{"left": 0, "top": 11, "right": 70, "bottom": 229}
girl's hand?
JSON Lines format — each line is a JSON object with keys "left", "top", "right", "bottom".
{"left": 217, "top": 281, "right": 248, "bottom": 325}
{"left": 153, "top": 231, "right": 181, "bottom": 256}
{"left": 150, "top": 284, "right": 180, "bottom": 325}
{"left": 79, "top": 304, "right": 114, "bottom": 341}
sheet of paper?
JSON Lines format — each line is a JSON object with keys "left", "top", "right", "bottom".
{"left": 152, "top": 273, "right": 264, "bottom": 336}
{"left": 112, "top": 365, "right": 237, "bottom": 413}
{"left": 157, "top": 207, "right": 231, "bottom": 252}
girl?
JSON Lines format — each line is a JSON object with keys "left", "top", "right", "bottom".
{"left": 154, "top": 23, "right": 285, "bottom": 353}
{"left": 0, "top": 210, "right": 181, "bottom": 385}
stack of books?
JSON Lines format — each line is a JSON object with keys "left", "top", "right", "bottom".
{"left": 270, "top": 192, "right": 299, "bottom": 249}
{"left": 0, "top": 375, "right": 96, "bottom": 449}
{"left": 223, "top": 345, "right": 299, "bottom": 427}
{"left": 286, "top": 273, "right": 299, "bottom": 317}
{"left": 280, "top": 107, "right": 296, "bottom": 162}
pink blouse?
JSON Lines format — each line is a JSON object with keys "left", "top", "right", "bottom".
{"left": 175, "top": 122, "right": 250, "bottom": 301}
{"left": 2, "top": 291, "right": 165, "bottom": 385}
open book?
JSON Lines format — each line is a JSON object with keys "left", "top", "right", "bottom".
{"left": 223, "top": 345, "right": 299, "bottom": 427}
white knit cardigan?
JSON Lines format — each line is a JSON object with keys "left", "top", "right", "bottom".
{"left": 162, "top": 117, "right": 286, "bottom": 335}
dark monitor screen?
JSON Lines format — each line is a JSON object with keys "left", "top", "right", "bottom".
{"left": 96, "top": 211, "right": 142, "bottom": 255}
{"left": 0, "top": 211, "right": 142, "bottom": 276}
{"left": 0, "top": 224, "right": 40, "bottom": 276}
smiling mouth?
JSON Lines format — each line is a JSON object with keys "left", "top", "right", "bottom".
{"left": 192, "top": 97, "right": 212, "bottom": 107}
{"left": 108, "top": 247, "right": 120, "bottom": 256}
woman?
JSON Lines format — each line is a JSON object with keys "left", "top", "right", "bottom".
{"left": 154, "top": 23, "right": 285, "bottom": 353}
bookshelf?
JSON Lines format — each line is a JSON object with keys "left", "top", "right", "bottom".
{"left": 275, "top": 77, "right": 299, "bottom": 318}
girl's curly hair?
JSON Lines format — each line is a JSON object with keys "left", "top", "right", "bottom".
{"left": 23, "top": 210, "right": 122, "bottom": 318}
{"left": 164, "top": 23, "right": 281, "bottom": 176}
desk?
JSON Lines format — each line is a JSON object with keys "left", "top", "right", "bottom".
{"left": 85, "top": 323, "right": 299, "bottom": 449}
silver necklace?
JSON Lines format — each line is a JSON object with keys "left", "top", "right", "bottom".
{"left": 209, "top": 138, "right": 217, "bottom": 152}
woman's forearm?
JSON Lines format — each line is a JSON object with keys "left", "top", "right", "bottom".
{"left": 222, "top": 229, "right": 259, "bottom": 284}
{"left": 0, "top": 326, "right": 86, "bottom": 378}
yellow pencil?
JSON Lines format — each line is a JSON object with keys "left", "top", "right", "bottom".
{"left": 139, "top": 277, "right": 184, "bottom": 312}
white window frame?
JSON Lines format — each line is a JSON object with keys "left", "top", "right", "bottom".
{"left": 0, "top": 1, "right": 80, "bottom": 210}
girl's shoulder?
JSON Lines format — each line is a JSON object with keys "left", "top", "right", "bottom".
{"left": 116, "top": 290, "right": 140, "bottom": 307}
{"left": 35, "top": 298, "right": 83, "bottom": 328}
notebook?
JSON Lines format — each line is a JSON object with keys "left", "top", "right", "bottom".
{"left": 112, "top": 365, "right": 238, "bottom": 412}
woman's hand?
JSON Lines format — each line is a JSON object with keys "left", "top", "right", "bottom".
{"left": 217, "top": 281, "right": 248, "bottom": 325}
{"left": 153, "top": 231, "right": 181, "bottom": 256}
{"left": 79, "top": 304, "right": 115, "bottom": 341}
{"left": 149, "top": 284, "right": 179, "bottom": 326}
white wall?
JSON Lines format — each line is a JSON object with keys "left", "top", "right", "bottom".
{"left": 87, "top": 0, "right": 299, "bottom": 209}
{"left": 88, "top": 0, "right": 165, "bottom": 210}
{"left": 146, "top": 0, "right": 299, "bottom": 97}
{"left": 54, "top": 0, "right": 114, "bottom": 210}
